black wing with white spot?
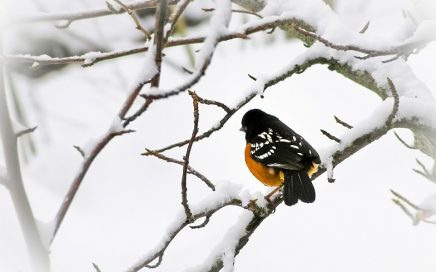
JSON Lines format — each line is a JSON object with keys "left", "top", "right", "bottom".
{"left": 249, "top": 123, "right": 320, "bottom": 170}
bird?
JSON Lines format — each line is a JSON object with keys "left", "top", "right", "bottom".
{"left": 241, "top": 109, "right": 321, "bottom": 206}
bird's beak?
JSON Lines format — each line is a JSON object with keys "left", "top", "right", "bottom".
{"left": 240, "top": 126, "right": 246, "bottom": 132}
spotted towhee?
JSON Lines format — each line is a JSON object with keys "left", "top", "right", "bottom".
{"left": 241, "top": 109, "right": 320, "bottom": 206}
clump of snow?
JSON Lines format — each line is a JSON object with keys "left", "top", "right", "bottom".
{"left": 184, "top": 211, "right": 253, "bottom": 272}
{"left": 82, "top": 51, "right": 103, "bottom": 66}
{"left": 405, "top": 19, "right": 436, "bottom": 44}
{"left": 132, "top": 43, "right": 158, "bottom": 89}
{"left": 321, "top": 155, "right": 334, "bottom": 180}
{"left": 413, "top": 192, "right": 436, "bottom": 225}
{"left": 31, "top": 62, "right": 40, "bottom": 68}
{"left": 195, "top": 0, "right": 231, "bottom": 70}
{"left": 109, "top": 116, "right": 124, "bottom": 133}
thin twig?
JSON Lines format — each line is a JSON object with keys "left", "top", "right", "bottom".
{"left": 392, "top": 198, "right": 415, "bottom": 221}
{"left": 359, "top": 21, "right": 370, "bottom": 34}
{"left": 150, "top": 0, "right": 168, "bottom": 88}
{"left": 190, "top": 214, "right": 211, "bottom": 229}
{"left": 393, "top": 131, "right": 416, "bottom": 149}
{"left": 144, "top": 149, "right": 215, "bottom": 190}
{"left": 320, "top": 129, "right": 341, "bottom": 143}
{"left": 122, "top": 98, "right": 153, "bottom": 127}
{"left": 73, "top": 145, "right": 86, "bottom": 159}
{"left": 390, "top": 189, "right": 422, "bottom": 210}
{"left": 181, "top": 91, "right": 200, "bottom": 221}
{"left": 112, "top": 0, "right": 151, "bottom": 39}
{"left": 334, "top": 115, "right": 353, "bottom": 129}
{"left": 386, "top": 77, "right": 399, "bottom": 126}
{"left": 9, "top": 0, "right": 176, "bottom": 26}
{"left": 189, "top": 90, "right": 231, "bottom": 113}
{"left": 416, "top": 159, "right": 431, "bottom": 176}
{"left": 165, "top": 0, "right": 192, "bottom": 42}
{"left": 202, "top": 7, "right": 262, "bottom": 18}
{"left": 15, "top": 126, "right": 38, "bottom": 138}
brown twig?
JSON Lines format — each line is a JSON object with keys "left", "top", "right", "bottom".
{"left": 320, "top": 129, "right": 341, "bottom": 143}
{"left": 9, "top": 0, "right": 176, "bottom": 26}
{"left": 390, "top": 189, "right": 422, "bottom": 210}
{"left": 392, "top": 198, "right": 416, "bottom": 221}
{"left": 145, "top": 149, "right": 215, "bottom": 190}
{"left": 122, "top": 98, "right": 153, "bottom": 127}
{"left": 334, "top": 115, "right": 353, "bottom": 129}
{"left": 190, "top": 214, "right": 212, "bottom": 229}
{"left": 202, "top": 7, "right": 263, "bottom": 18}
{"left": 393, "top": 131, "right": 416, "bottom": 149}
{"left": 15, "top": 126, "right": 38, "bottom": 138}
{"left": 386, "top": 78, "right": 399, "bottom": 126}
{"left": 150, "top": 0, "right": 168, "bottom": 88}
{"left": 112, "top": 0, "right": 151, "bottom": 39}
{"left": 165, "top": 0, "right": 192, "bottom": 43}
{"left": 181, "top": 91, "right": 200, "bottom": 221}
{"left": 73, "top": 145, "right": 86, "bottom": 159}
{"left": 189, "top": 90, "right": 231, "bottom": 113}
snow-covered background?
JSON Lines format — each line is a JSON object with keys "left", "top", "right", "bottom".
{"left": 1, "top": 0, "right": 436, "bottom": 271}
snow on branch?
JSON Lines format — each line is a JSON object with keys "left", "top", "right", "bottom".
{"left": 126, "top": 181, "right": 268, "bottom": 272}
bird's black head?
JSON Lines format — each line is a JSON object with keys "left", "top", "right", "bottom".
{"left": 241, "top": 109, "right": 274, "bottom": 142}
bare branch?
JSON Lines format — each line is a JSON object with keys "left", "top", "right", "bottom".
{"left": 15, "top": 126, "right": 38, "bottom": 138}
{"left": 165, "top": 0, "right": 192, "bottom": 42}
{"left": 190, "top": 214, "right": 211, "bottom": 229}
{"left": 189, "top": 90, "right": 231, "bottom": 113}
{"left": 334, "top": 115, "right": 353, "bottom": 129}
{"left": 112, "top": 0, "right": 151, "bottom": 39}
{"left": 392, "top": 198, "right": 416, "bottom": 221}
{"left": 393, "top": 131, "right": 417, "bottom": 149}
{"left": 181, "top": 91, "right": 200, "bottom": 221}
{"left": 122, "top": 98, "right": 153, "bottom": 127}
{"left": 202, "top": 7, "right": 263, "bottom": 18}
{"left": 320, "top": 129, "right": 341, "bottom": 143}
{"left": 9, "top": 0, "right": 176, "bottom": 26}
{"left": 150, "top": 0, "right": 168, "bottom": 88}
{"left": 390, "top": 189, "right": 422, "bottom": 210}
{"left": 144, "top": 149, "right": 215, "bottom": 190}
{"left": 359, "top": 21, "right": 370, "bottom": 34}
{"left": 386, "top": 78, "right": 399, "bottom": 126}
{"left": 73, "top": 145, "right": 86, "bottom": 159}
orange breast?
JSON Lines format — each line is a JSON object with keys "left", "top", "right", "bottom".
{"left": 244, "top": 144, "right": 284, "bottom": 187}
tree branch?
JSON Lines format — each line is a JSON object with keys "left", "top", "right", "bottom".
{"left": 181, "top": 91, "right": 200, "bottom": 221}
{"left": 8, "top": 0, "right": 176, "bottom": 26}
{"left": 145, "top": 149, "right": 215, "bottom": 190}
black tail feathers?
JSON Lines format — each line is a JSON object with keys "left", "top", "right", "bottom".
{"left": 283, "top": 171, "right": 315, "bottom": 206}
